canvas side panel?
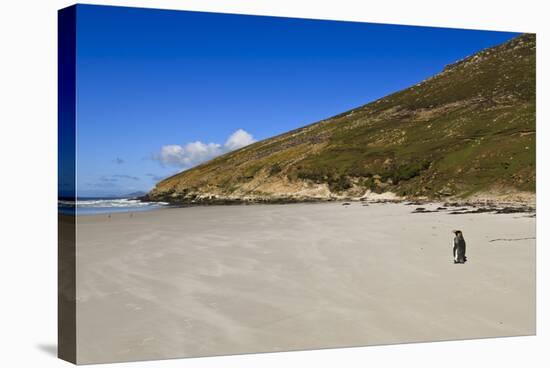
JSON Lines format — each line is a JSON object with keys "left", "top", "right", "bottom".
{"left": 58, "top": 5, "right": 77, "bottom": 364}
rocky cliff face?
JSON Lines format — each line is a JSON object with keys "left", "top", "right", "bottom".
{"left": 146, "top": 34, "right": 535, "bottom": 204}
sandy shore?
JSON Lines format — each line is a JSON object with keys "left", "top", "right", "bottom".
{"left": 74, "top": 202, "right": 535, "bottom": 364}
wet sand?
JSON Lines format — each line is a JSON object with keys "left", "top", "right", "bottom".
{"left": 74, "top": 202, "right": 536, "bottom": 364}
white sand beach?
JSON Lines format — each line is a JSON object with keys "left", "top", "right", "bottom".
{"left": 74, "top": 202, "right": 535, "bottom": 364}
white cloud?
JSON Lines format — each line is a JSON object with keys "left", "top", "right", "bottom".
{"left": 154, "top": 129, "right": 256, "bottom": 168}
{"left": 224, "top": 129, "right": 256, "bottom": 151}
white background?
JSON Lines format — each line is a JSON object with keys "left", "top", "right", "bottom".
{"left": 0, "top": 0, "right": 547, "bottom": 367}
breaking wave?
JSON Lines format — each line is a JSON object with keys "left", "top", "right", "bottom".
{"left": 59, "top": 198, "right": 169, "bottom": 215}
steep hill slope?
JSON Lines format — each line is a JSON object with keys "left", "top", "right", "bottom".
{"left": 146, "top": 34, "right": 535, "bottom": 204}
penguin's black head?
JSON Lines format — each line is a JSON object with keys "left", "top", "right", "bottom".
{"left": 452, "top": 230, "right": 462, "bottom": 236}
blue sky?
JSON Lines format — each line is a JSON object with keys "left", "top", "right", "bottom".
{"left": 74, "top": 4, "right": 518, "bottom": 197}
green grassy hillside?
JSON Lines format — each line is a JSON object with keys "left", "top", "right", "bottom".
{"left": 147, "top": 34, "right": 535, "bottom": 203}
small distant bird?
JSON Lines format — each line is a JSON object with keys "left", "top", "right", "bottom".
{"left": 452, "top": 230, "right": 467, "bottom": 264}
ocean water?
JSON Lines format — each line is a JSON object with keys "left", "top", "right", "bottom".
{"left": 58, "top": 197, "right": 169, "bottom": 215}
